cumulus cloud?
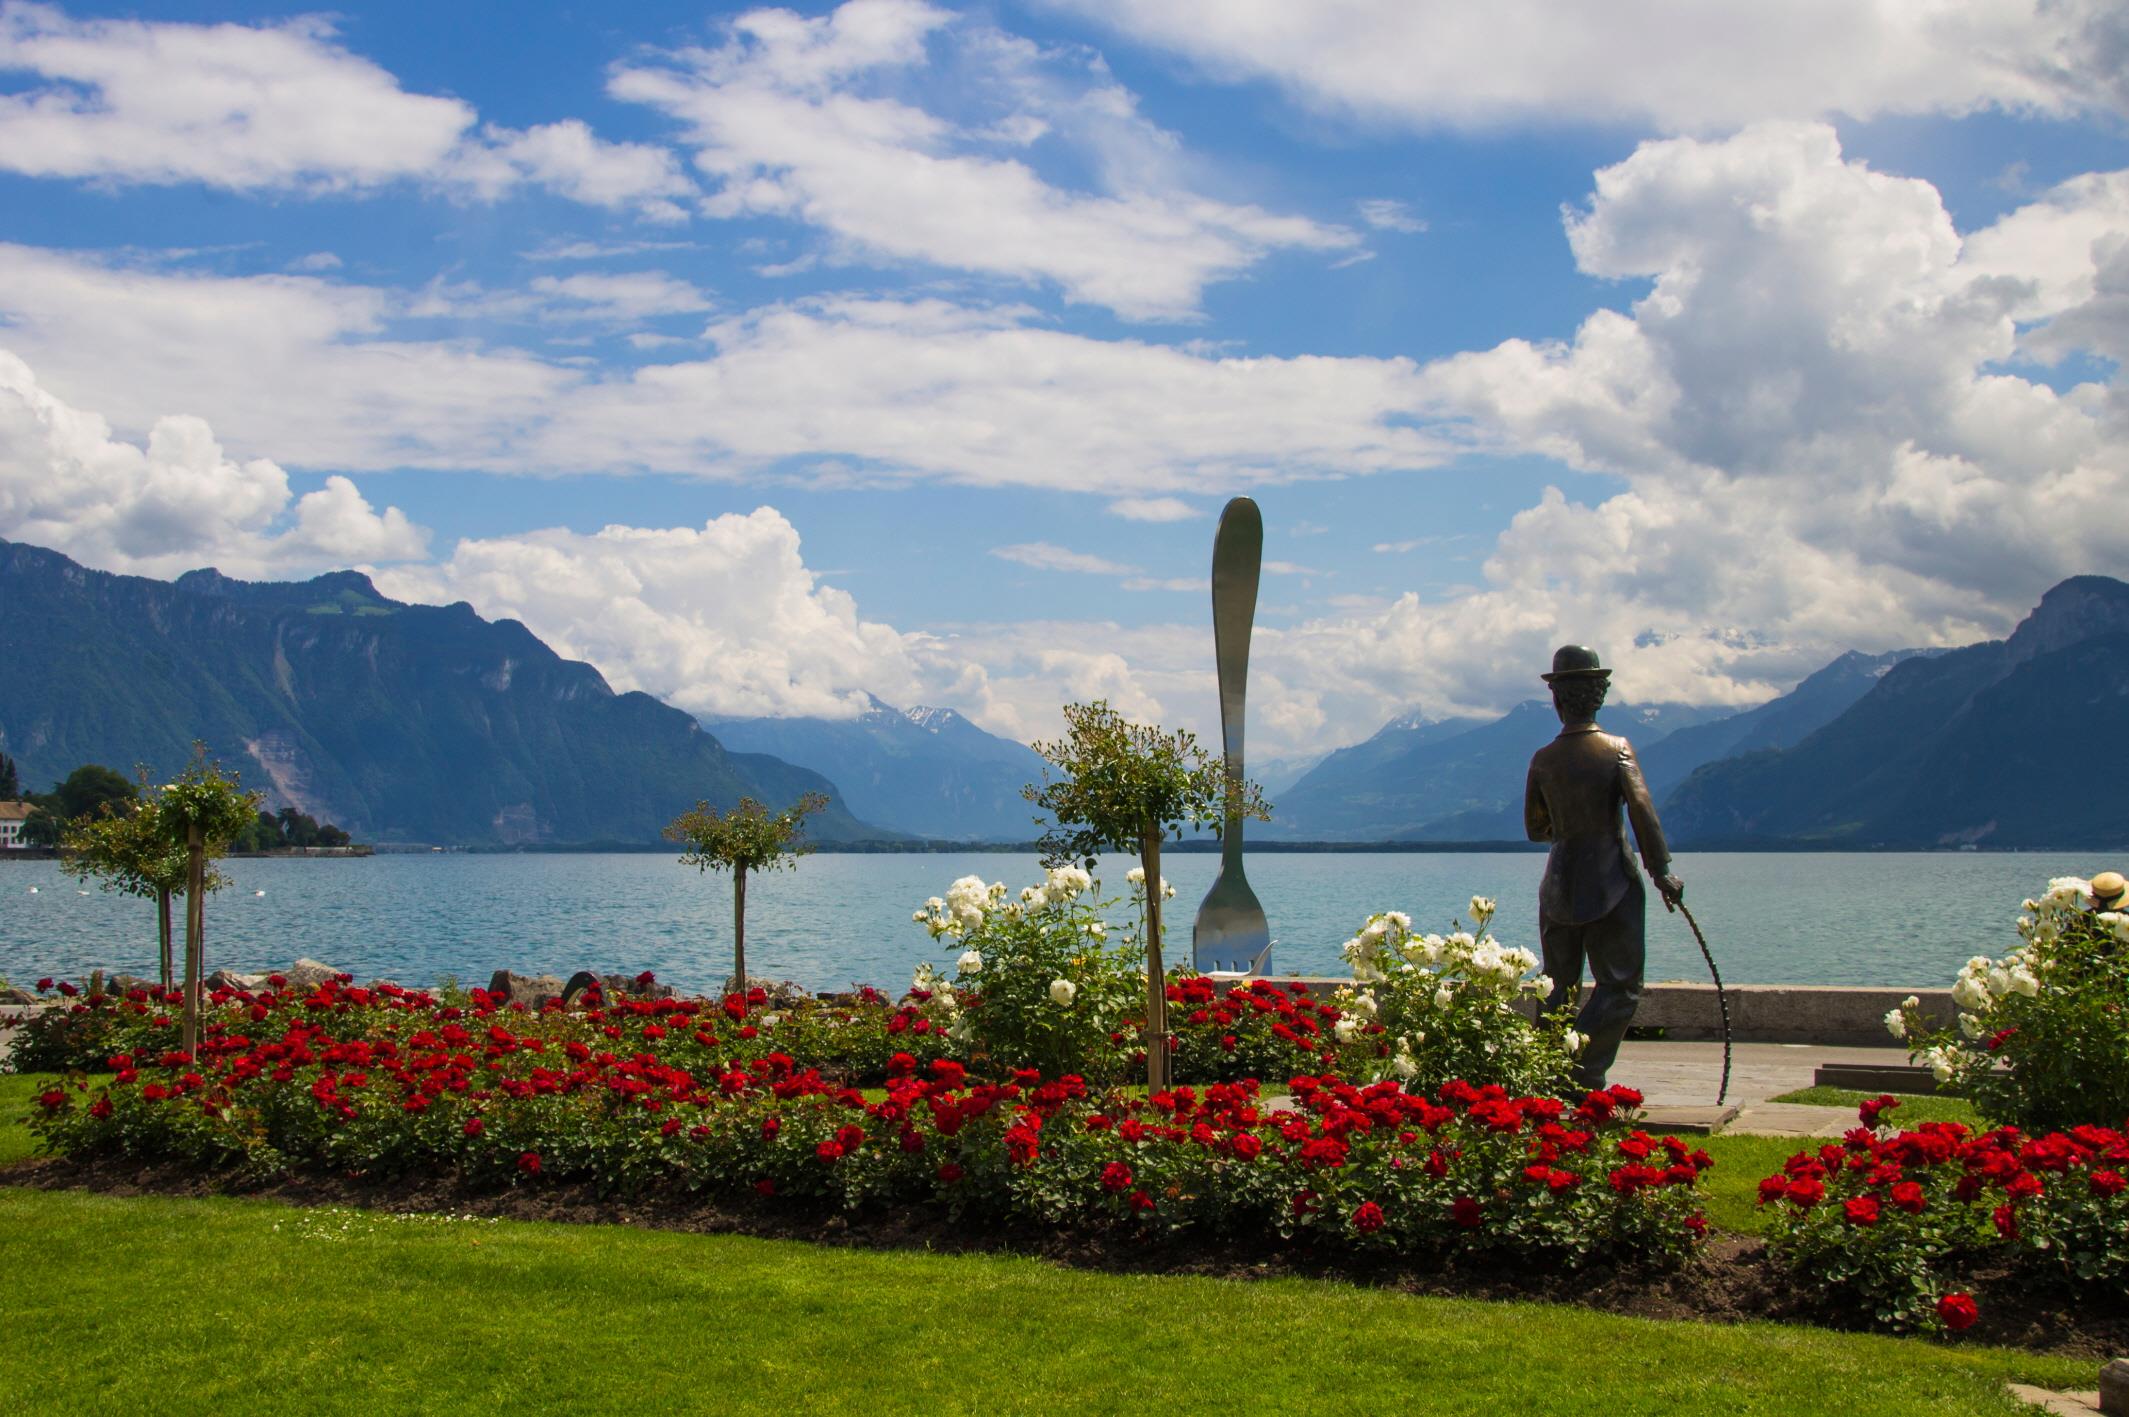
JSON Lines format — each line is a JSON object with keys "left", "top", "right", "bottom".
{"left": 0, "top": 3, "right": 693, "bottom": 215}
{"left": 609, "top": 0, "right": 1360, "bottom": 318}
{"left": 1261, "top": 123, "right": 2129, "bottom": 729}
{"left": 1051, "top": 0, "right": 2129, "bottom": 134}
{"left": 371, "top": 508, "right": 989, "bottom": 723}
{"left": 0, "top": 348, "right": 425, "bottom": 578}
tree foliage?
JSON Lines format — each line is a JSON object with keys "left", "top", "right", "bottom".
{"left": 1023, "top": 701, "right": 1264, "bottom": 867}
{"left": 0, "top": 750, "right": 18, "bottom": 799}
{"left": 1022, "top": 701, "right": 1268, "bottom": 1089}
{"left": 665, "top": 793, "right": 830, "bottom": 989}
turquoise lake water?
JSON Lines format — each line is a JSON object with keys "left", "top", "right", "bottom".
{"left": 0, "top": 850, "right": 2110, "bottom": 996}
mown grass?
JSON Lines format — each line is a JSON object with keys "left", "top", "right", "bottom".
{"left": 1767, "top": 1087, "right": 1984, "bottom": 1127}
{"left": 0, "top": 1186, "right": 2091, "bottom": 1416}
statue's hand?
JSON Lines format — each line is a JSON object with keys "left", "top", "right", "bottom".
{"left": 1656, "top": 874, "right": 1685, "bottom": 909}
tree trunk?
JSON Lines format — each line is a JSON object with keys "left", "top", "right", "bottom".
{"left": 732, "top": 865, "right": 748, "bottom": 995}
{"left": 157, "top": 888, "right": 173, "bottom": 992}
{"left": 182, "top": 825, "right": 205, "bottom": 1057}
{"left": 1140, "top": 826, "right": 1169, "bottom": 1092}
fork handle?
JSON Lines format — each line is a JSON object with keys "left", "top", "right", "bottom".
{"left": 1211, "top": 497, "right": 1262, "bottom": 869}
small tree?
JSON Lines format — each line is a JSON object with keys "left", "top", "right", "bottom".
{"left": 1024, "top": 700, "right": 1267, "bottom": 1090}
{"left": 664, "top": 794, "right": 829, "bottom": 992}
{"left": 61, "top": 781, "right": 217, "bottom": 990}
{"left": 155, "top": 753, "right": 262, "bottom": 1054}
{"left": 0, "top": 750, "right": 18, "bottom": 798}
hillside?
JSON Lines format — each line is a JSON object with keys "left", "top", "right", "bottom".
{"left": 1663, "top": 577, "right": 2129, "bottom": 847}
{"left": 0, "top": 540, "right": 879, "bottom": 846}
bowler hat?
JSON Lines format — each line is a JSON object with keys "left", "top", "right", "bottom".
{"left": 1542, "top": 645, "right": 1611, "bottom": 681}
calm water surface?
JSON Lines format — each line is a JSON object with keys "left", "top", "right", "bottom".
{"left": 0, "top": 851, "right": 2109, "bottom": 995}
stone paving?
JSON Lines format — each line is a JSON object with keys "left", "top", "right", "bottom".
{"left": 1614, "top": 1039, "right": 1915, "bottom": 1137}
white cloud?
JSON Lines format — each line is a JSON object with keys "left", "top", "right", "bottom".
{"left": 1357, "top": 199, "right": 1425, "bottom": 233}
{"left": 372, "top": 508, "right": 988, "bottom": 723}
{"left": 1051, "top": 0, "right": 2129, "bottom": 134}
{"left": 1274, "top": 123, "right": 2129, "bottom": 724}
{"left": 0, "top": 4, "right": 693, "bottom": 215}
{"left": 0, "top": 348, "right": 425, "bottom": 579}
{"left": 1107, "top": 496, "right": 1198, "bottom": 521}
{"left": 609, "top": 0, "right": 1359, "bottom": 318}
{"left": 990, "top": 541, "right": 1137, "bottom": 576}
{"left": 0, "top": 249, "right": 1450, "bottom": 489}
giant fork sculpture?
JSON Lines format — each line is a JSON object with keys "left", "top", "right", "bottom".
{"left": 1192, "top": 497, "right": 1273, "bottom": 975}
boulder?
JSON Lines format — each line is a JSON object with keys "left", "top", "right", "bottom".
{"left": 0, "top": 986, "right": 36, "bottom": 1006}
{"left": 2101, "top": 1358, "right": 2127, "bottom": 1416}
{"left": 724, "top": 975, "right": 810, "bottom": 1007}
{"left": 284, "top": 959, "right": 342, "bottom": 991}
{"left": 600, "top": 972, "right": 677, "bottom": 1002}
{"left": 487, "top": 970, "right": 566, "bottom": 1010}
{"left": 108, "top": 974, "right": 160, "bottom": 997}
{"left": 205, "top": 969, "right": 266, "bottom": 993}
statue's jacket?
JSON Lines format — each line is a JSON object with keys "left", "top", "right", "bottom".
{"left": 1524, "top": 724, "right": 1671, "bottom": 927}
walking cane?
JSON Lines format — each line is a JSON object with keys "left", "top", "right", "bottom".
{"left": 1663, "top": 893, "right": 1732, "bottom": 1106}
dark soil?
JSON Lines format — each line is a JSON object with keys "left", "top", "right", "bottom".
{"left": 6, "top": 1155, "right": 2120, "bottom": 1358}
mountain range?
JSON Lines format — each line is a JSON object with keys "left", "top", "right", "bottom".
{"left": 707, "top": 697, "right": 1049, "bottom": 842}
{"left": 0, "top": 540, "right": 877, "bottom": 846}
{"left": 1662, "top": 577, "right": 2129, "bottom": 847}
{"left": 6, "top": 538, "right": 2122, "bottom": 849}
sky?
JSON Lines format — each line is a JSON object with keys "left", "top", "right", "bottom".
{"left": 2, "top": 0, "right": 2127, "bottom": 759}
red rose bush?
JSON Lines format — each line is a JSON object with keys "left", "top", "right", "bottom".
{"left": 1758, "top": 1095, "right": 2129, "bottom": 1331}
{"left": 21, "top": 975, "right": 1709, "bottom": 1271}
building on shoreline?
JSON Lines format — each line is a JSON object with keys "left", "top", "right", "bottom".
{"left": 0, "top": 800, "right": 31, "bottom": 848}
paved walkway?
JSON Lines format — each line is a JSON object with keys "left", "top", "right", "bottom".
{"left": 1615, "top": 1040, "right": 1911, "bottom": 1136}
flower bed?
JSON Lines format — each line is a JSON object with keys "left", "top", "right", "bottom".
{"left": 19, "top": 973, "right": 1708, "bottom": 1272}
{"left": 1758, "top": 1095, "right": 2129, "bottom": 1332}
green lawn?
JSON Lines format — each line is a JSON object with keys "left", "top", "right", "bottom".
{"left": 0, "top": 1185, "right": 2090, "bottom": 1415}
{"left": 1767, "top": 1087, "right": 1984, "bottom": 1127}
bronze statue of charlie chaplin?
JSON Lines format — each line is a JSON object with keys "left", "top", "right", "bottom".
{"left": 1524, "top": 646, "right": 1683, "bottom": 1090}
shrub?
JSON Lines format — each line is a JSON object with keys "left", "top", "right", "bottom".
{"left": 1890, "top": 874, "right": 2129, "bottom": 1131}
{"left": 23, "top": 972, "right": 1710, "bottom": 1273}
{"left": 1334, "top": 899, "right": 1577, "bottom": 1097}
{"left": 1758, "top": 1095, "right": 2129, "bottom": 1331}
{"left": 913, "top": 868, "right": 1146, "bottom": 1084}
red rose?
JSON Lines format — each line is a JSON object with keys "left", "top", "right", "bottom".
{"left": 517, "top": 1151, "right": 541, "bottom": 1174}
{"left": 1858, "top": 1094, "right": 1901, "bottom": 1126}
{"left": 2006, "top": 1172, "right": 2044, "bottom": 1201}
{"left": 937, "top": 1162, "right": 965, "bottom": 1184}
{"left": 1129, "top": 1190, "right": 1156, "bottom": 1213}
{"left": 37, "top": 1089, "right": 67, "bottom": 1111}
{"left": 1784, "top": 1177, "right": 1825, "bottom": 1209}
{"left": 1352, "top": 1200, "right": 1385, "bottom": 1234}
{"left": 88, "top": 1096, "right": 113, "bottom": 1119}
{"left": 636, "top": 971, "right": 656, "bottom": 986}
{"left": 1231, "top": 1132, "right": 1263, "bottom": 1160}
{"left": 1450, "top": 1195, "right": 1482, "bottom": 1229}
{"left": 35, "top": 978, "right": 52, "bottom": 992}
{"left": 56, "top": 981, "right": 79, "bottom": 998}
{"left": 1992, "top": 1204, "right": 2019, "bottom": 1240}
{"left": 753, "top": 1178, "right": 776, "bottom": 1196}
{"left": 815, "top": 1140, "right": 844, "bottom": 1163}
{"left": 2089, "top": 1169, "right": 2127, "bottom": 1198}
{"left": 1936, "top": 1293, "right": 1978, "bottom": 1332}
{"left": 1889, "top": 1181, "right": 1927, "bottom": 1214}
{"left": 1842, "top": 1195, "right": 1880, "bottom": 1227}
{"left": 762, "top": 1116, "right": 782, "bottom": 1140}
{"left": 1102, "top": 1161, "right": 1135, "bottom": 1193}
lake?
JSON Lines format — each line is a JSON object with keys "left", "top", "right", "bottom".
{"left": 0, "top": 850, "right": 2107, "bottom": 997}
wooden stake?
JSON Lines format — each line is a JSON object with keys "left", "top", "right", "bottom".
{"left": 182, "top": 824, "right": 204, "bottom": 1056}
{"left": 1141, "top": 827, "right": 1168, "bottom": 1092}
{"left": 732, "top": 864, "right": 748, "bottom": 995}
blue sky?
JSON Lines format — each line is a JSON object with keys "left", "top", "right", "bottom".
{"left": 3, "top": 0, "right": 2127, "bottom": 755}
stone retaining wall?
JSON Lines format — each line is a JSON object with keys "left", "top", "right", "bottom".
{"left": 1252, "top": 978, "right": 1954, "bottom": 1048}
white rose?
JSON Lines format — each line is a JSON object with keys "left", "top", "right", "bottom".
{"left": 1563, "top": 1028, "right": 1586, "bottom": 1055}
{"left": 1333, "top": 1017, "right": 1361, "bottom": 1044}
{"left": 2007, "top": 968, "right": 2039, "bottom": 997}
{"left": 1469, "top": 896, "right": 1495, "bottom": 919}
{"left": 1391, "top": 1052, "right": 1418, "bottom": 1080}
{"left": 1959, "top": 1013, "right": 1985, "bottom": 1039}
{"left": 958, "top": 950, "right": 984, "bottom": 974}
{"left": 1901, "top": 995, "right": 1920, "bottom": 1010}
{"left": 1084, "top": 921, "right": 1106, "bottom": 939}
{"left": 1433, "top": 985, "right": 1454, "bottom": 1010}
{"left": 1048, "top": 978, "right": 1077, "bottom": 1007}
{"left": 1531, "top": 974, "right": 1554, "bottom": 998}
{"left": 1884, "top": 1008, "right": 1907, "bottom": 1040}
{"left": 760, "top": 1014, "right": 781, "bottom": 1029}
{"left": 1126, "top": 866, "right": 1146, "bottom": 884}
{"left": 1951, "top": 976, "right": 1992, "bottom": 1011}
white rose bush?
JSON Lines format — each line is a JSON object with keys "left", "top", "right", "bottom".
{"left": 913, "top": 868, "right": 1144, "bottom": 1083}
{"left": 1887, "top": 873, "right": 2129, "bottom": 1131}
{"left": 1332, "top": 898, "right": 1579, "bottom": 1098}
